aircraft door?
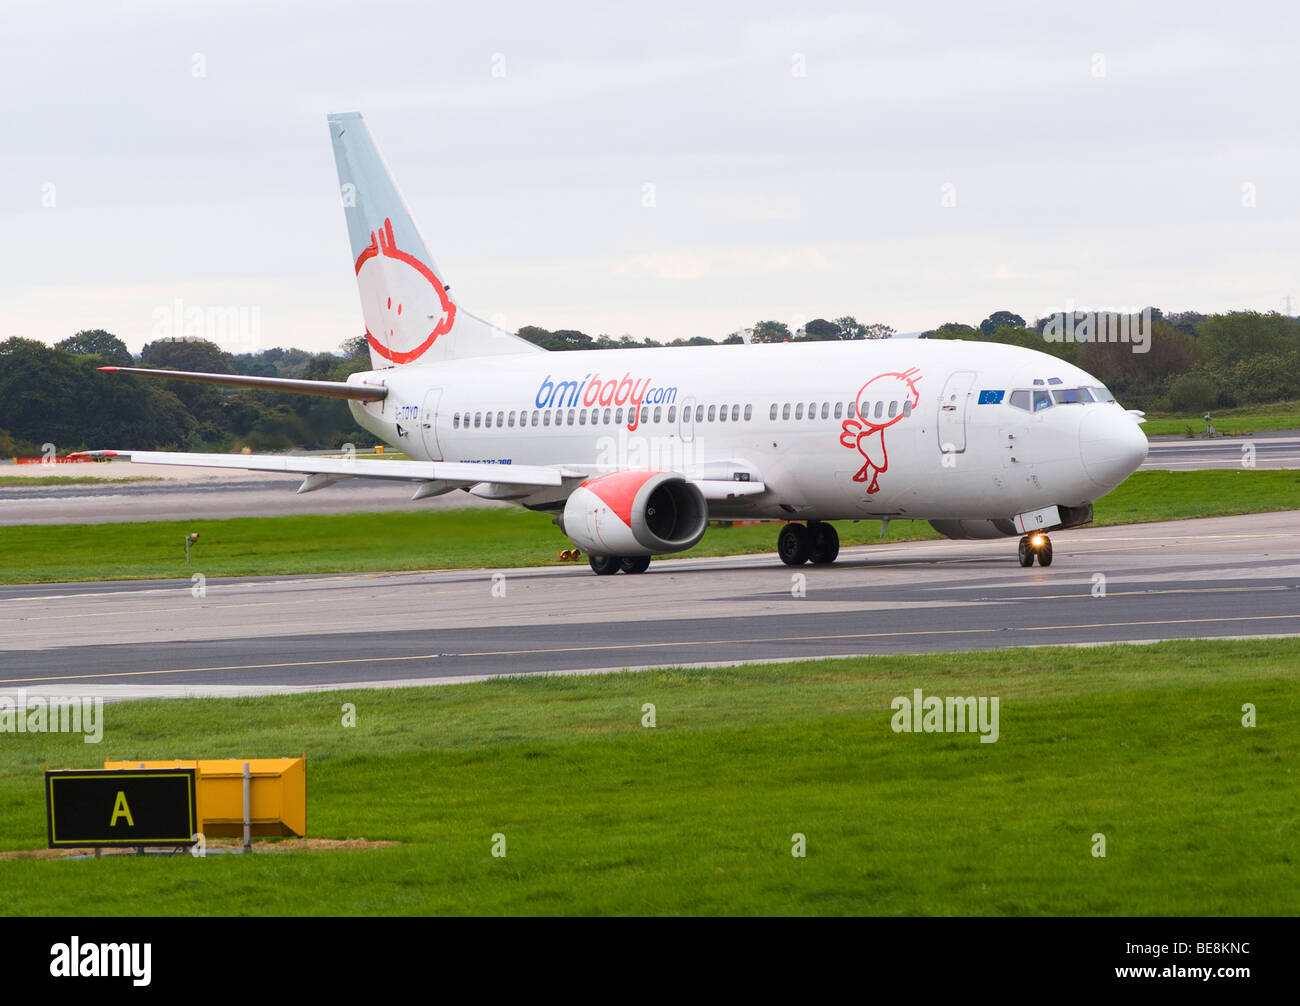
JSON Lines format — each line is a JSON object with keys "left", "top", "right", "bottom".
{"left": 936, "top": 371, "right": 976, "bottom": 454}
{"left": 421, "top": 388, "right": 444, "bottom": 460}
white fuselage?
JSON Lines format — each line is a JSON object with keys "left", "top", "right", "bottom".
{"left": 347, "top": 339, "right": 1148, "bottom": 522}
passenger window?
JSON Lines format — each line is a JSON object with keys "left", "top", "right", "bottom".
{"left": 744, "top": 404, "right": 752, "bottom": 421}
{"left": 708, "top": 405, "right": 717, "bottom": 422}
{"left": 453, "top": 413, "right": 460, "bottom": 429}
{"left": 542, "top": 410, "right": 550, "bottom": 427}
{"left": 579, "top": 409, "right": 587, "bottom": 425}
{"left": 1033, "top": 391, "right": 1052, "bottom": 411}
{"left": 769, "top": 403, "right": 778, "bottom": 420}
{"left": 888, "top": 401, "right": 898, "bottom": 419}
{"left": 847, "top": 401, "right": 856, "bottom": 418}
{"left": 653, "top": 406, "right": 662, "bottom": 423}
{"left": 567, "top": 409, "right": 576, "bottom": 425}
{"left": 834, "top": 402, "right": 843, "bottom": 419}
{"left": 718, "top": 405, "right": 727, "bottom": 422}
{"left": 732, "top": 405, "right": 740, "bottom": 421}
{"left": 485, "top": 412, "right": 493, "bottom": 428}
{"left": 531, "top": 411, "right": 539, "bottom": 427}
{"left": 474, "top": 412, "right": 482, "bottom": 428}
{"left": 641, "top": 407, "right": 649, "bottom": 424}
{"left": 874, "top": 402, "right": 884, "bottom": 420}
{"left": 1009, "top": 390, "right": 1030, "bottom": 411}
{"left": 795, "top": 403, "right": 804, "bottom": 420}
{"left": 782, "top": 403, "right": 791, "bottom": 420}
{"left": 820, "top": 403, "right": 829, "bottom": 420}
{"left": 497, "top": 411, "right": 504, "bottom": 427}
{"left": 808, "top": 402, "right": 817, "bottom": 419}
{"left": 667, "top": 406, "right": 676, "bottom": 423}
{"left": 902, "top": 401, "right": 911, "bottom": 417}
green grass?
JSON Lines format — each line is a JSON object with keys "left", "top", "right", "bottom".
{"left": 0, "top": 639, "right": 1295, "bottom": 915}
{"left": 0, "top": 469, "right": 1296, "bottom": 584}
{"left": 1143, "top": 400, "right": 1300, "bottom": 437}
{"left": 0, "top": 475, "right": 160, "bottom": 486}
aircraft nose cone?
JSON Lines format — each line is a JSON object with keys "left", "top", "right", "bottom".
{"left": 1079, "top": 409, "right": 1148, "bottom": 489}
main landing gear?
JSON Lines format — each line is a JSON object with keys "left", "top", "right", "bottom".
{"left": 588, "top": 554, "right": 652, "bottom": 575}
{"left": 1017, "top": 533, "right": 1053, "bottom": 567}
{"left": 778, "top": 521, "right": 840, "bottom": 566}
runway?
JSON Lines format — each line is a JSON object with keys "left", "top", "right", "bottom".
{"left": 1142, "top": 430, "right": 1300, "bottom": 470}
{"left": 0, "top": 471, "right": 510, "bottom": 525}
{"left": 2, "top": 511, "right": 1297, "bottom": 700}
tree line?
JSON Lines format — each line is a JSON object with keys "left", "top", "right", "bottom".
{"left": 1, "top": 308, "right": 1296, "bottom": 455}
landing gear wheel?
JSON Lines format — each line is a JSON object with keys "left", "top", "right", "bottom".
{"left": 1017, "top": 536, "right": 1035, "bottom": 567}
{"left": 808, "top": 521, "right": 840, "bottom": 564}
{"left": 778, "top": 523, "right": 811, "bottom": 566}
{"left": 1037, "top": 535, "right": 1053, "bottom": 566}
{"left": 589, "top": 554, "right": 621, "bottom": 575}
{"left": 619, "top": 555, "right": 651, "bottom": 574}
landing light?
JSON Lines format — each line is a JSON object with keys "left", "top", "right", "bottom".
{"left": 1030, "top": 534, "right": 1045, "bottom": 547}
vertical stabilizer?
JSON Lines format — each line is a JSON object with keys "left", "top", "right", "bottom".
{"left": 327, "top": 112, "right": 541, "bottom": 367}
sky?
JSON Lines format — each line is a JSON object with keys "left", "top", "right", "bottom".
{"left": 1, "top": 0, "right": 1296, "bottom": 356}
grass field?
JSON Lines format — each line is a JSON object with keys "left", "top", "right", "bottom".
{"left": 0, "top": 469, "right": 1296, "bottom": 584}
{"left": 0, "top": 475, "right": 160, "bottom": 486}
{"left": 0, "top": 639, "right": 1295, "bottom": 915}
{"left": 1143, "top": 400, "right": 1300, "bottom": 437}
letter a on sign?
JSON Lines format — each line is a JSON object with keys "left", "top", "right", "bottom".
{"left": 111, "top": 791, "right": 135, "bottom": 827}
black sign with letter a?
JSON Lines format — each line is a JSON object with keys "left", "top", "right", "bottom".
{"left": 46, "top": 769, "right": 198, "bottom": 848}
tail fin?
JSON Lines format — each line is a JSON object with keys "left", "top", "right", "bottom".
{"left": 327, "top": 111, "right": 541, "bottom": 367}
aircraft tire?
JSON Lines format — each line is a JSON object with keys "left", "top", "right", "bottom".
{"left": 589, "top": 554, "right": 621, "bottom": 575}
{"left": 808, "top": 521, "right": 839, "bottom": 564}
{"left": 778, "top": 523, "right": 811, "bottom": 566}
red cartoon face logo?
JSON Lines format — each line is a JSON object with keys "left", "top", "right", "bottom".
{"left": 839, "top": 368, "right": 922, "bottom": 494}
{"left": 355, "top": 217, "right": 457, "bottom": 364}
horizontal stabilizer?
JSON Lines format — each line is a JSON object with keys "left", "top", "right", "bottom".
{"left": 99, "top": 366, "right": 388, "bottom": 402}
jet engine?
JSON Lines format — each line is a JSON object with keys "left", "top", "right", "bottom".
{"left": 560, "top": 471, "right": 708, "bottom": 556}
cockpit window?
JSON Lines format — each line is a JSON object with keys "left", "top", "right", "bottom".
{"left": 1009, "top": 390, "right": 1030, "bottom": 411}
{"left": 1033, "top": 390, "right": 1053, "bottom": 411}
{"left": 1077, "top": 387, "right": 1095, "bottom": 403}
{"left": 1052, "top": 388, "right": 1082, "bottom": 405}
{"left": 1047, "top": 377, "right": 1063, "bottom": 386}
{"left": 1092, "top": 386, "right": 1116, "bottom": 403}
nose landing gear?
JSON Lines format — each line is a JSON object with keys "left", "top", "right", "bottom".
{"left": 1017, "top": 533, "right": 1053, "bottom": 567}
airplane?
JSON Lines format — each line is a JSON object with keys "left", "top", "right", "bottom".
{"left": 75, "top": 111, "right": 1150, "bottom": 574}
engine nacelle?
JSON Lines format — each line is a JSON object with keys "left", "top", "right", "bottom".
{"left": 561, "top": 471, "right": 708, "bottom": 556}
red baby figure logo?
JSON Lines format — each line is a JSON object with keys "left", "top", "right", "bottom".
{"left": 354, "top": 217, "right": 457, "bottom": 364}
{"left": 839, "top": 367, "right": 922, "bottom": 494}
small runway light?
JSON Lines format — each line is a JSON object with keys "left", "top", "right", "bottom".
{"left": 185, "top": 532, "right": 200, "bottom": 562}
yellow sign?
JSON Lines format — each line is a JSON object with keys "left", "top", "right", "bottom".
{"left": 103, "top": 757, "right": 306, "bottom": 838}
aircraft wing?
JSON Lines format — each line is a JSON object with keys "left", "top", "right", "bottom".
{"left": 69, "top": 451, "right": 767, "bottom": 503}
{"left": 70, "top": 449, "right": 582, "bottom": 495}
